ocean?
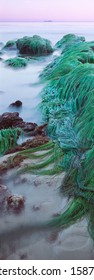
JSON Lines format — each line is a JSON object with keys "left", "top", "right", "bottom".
{"left": 0, "top": 21, "right": 94, "bottom": 124}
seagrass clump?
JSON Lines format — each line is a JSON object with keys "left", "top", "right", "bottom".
{"left": 5, "top": 57, "right": 28, "bottom": 68}
{"left": 39, "top": 38, "right": 94, "bottom": 237}
{"left": 0, "top": 128, "right": 21, "bottom": 155}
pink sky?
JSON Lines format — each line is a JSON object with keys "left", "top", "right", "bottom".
{"left": 0, "top": 0, "right": 94, "bottom": 22}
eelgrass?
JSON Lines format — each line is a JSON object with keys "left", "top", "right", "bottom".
{"left": 0, "top": 128, "right": 21, "bottom": 155}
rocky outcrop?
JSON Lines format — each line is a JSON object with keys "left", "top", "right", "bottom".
{"left": 0, "top": 112, "right": 37, "bottom": 132}
{"left": 16, "top": 35, "right": 53, "bottom": 56}
{"left": 55, "top": 34, "right": 85, "bottom": 49}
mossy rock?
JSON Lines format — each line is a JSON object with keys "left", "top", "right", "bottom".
{"left": 55, "top": 34, "right": 85, "bottom": 49}
{"left": 4, "top": 57, "right": 28, "bottom": 68}
{"left": 16, "top": 35, "right": 53, "bottom": 56}
{"left": 40, "top": 39, "right": 94, "bottom": 81}
{"left": 3, "top": 40, "right": 17, "bottom": 50}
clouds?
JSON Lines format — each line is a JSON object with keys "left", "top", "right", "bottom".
{"left": 0, "top": 0, "right": 94, "bottom": 21}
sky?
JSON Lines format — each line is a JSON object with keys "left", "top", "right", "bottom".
{"left": 0, "top": 0, "right": 94, "bottom": 22}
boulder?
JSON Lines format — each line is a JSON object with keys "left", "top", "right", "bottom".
{"left": 0, "top": 112, "right": 37, "bottom": 132}
{"left": 9, "top": 100, "right": 22, "bottom": 107}
{"left": 16, "top": 35, "right": 53, "bottom": 56}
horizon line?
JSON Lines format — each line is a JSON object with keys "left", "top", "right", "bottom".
{"left": 0, "top": 20, "right": 94, "bottom": 23}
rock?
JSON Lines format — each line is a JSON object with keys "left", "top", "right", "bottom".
{"left": 22, "top": 122, "right": 37, "bottom": 132}
{"left": 4, "top": 57, "right": 28, "bottom": 68}
{"left": 0, "top": 112, "right": 37, "bottom": 132}
{"left": 32, "top": 204, "right": 41, "bottom": 211}
{"left": 9, "top": 100, "right": 22, "bottom": 107}
{"left": 3, "top": 40, "right": 17, "bottom": 50}
{"left": 55, "top": 34, "right": 85, "bottom": 49}
{"left": 34, "top": 123, "right": 47, "bottom": 136}
{"left": 7, "top": 195, "right": 25, "bottom": 211}
{"left": 0, "top": 112, "right": 23, "bottom": 129}
{"left": 16, "top": 35, "right": 53, "bottom": 56}
{"left": 24, "top": 123, "right": 47, "bottom": 136}
{"left": 6, "top": 135, "right": 49, "bottom": 154}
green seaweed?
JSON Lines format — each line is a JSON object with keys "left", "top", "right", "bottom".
{"left": 55, "top": 34, "right": 85, "bottom": 50}
{"left": 16, "top": 35, "right": 53, "bottom": 56}
{"left": 3, "top": 40, "right": 17, "bottom": 49}
{"left": 4, "top": 57, "right": 28, "bottom": 68}
{"left": 0, "top": 128, "right": 21, "bottom": 155}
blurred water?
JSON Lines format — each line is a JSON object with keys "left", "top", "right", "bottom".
{"left": 1, "top": 22, "right": 94, "bottom": 44}
{"left": 0, "top": 22, "right": 94, "bottom": 124}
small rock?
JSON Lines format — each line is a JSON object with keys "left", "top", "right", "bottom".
{"left": 7, "top": 194, "right": 25, "bottom": 211}
{"left": 0, "top": 112, "right": 37, "bottom": 132}
{"left": 9, "top": 100, "right": 22, "bottom": 107}
{"left": 32, "top": 204, "right": 41, "bottom": 211}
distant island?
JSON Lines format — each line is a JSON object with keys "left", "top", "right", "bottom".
{"left": 43, "top": 20, "right": 53, "bottom": 22}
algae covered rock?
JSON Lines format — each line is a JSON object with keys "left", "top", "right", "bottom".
{"left": 55, "top": 34, "right": 85, "bottom": 49}
{"left": 4, "top": 57, "right": 28, "bottom": 68}
{"left": 16, "top": 35, "right": 53, "bottom": 56}
{"left": 40, "top": 39, "right": 94, "bottom": 81}
{"left": 3, "top": 40, "right": 17, "bottom": 50}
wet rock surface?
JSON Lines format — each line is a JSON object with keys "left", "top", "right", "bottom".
{"left": 9, "top": 100, "right": 22, "bottom": 107}
{"left": 0, "top": 112, "right": 37, "bottom": 132}
{"left": 7, "top": 194, "right": 25, "bottom": 212}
